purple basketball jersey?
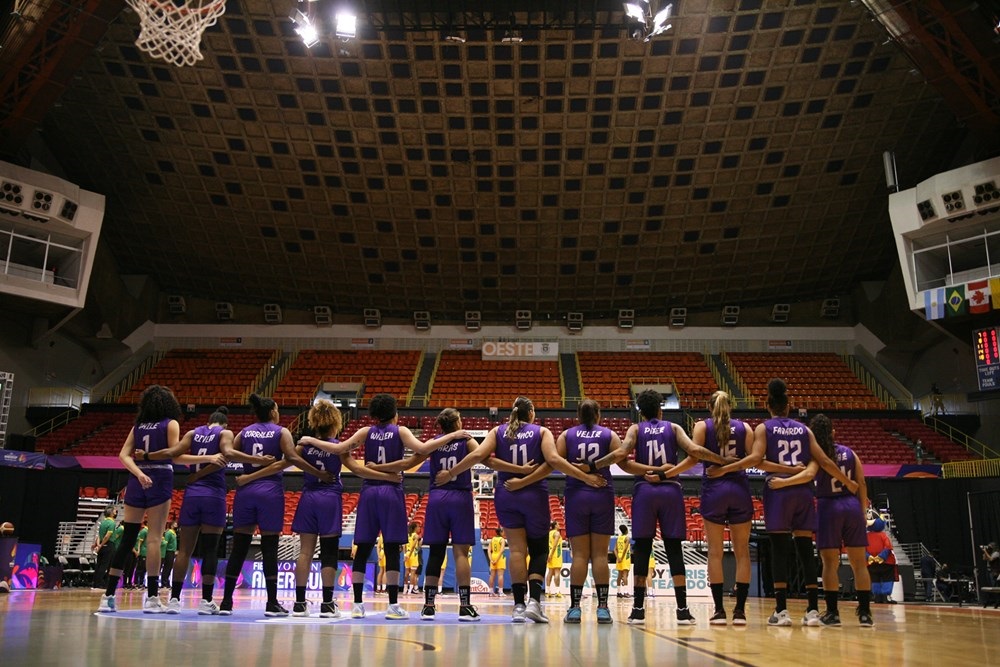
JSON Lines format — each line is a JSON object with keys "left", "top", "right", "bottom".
{"left": 633, "top": 419, "right": 679, "bottom": 471}
{"left": 763, "top": 416, "right": 813, "bottom": 470}
{"left": 701, "top": 418, "right": 748, "bottom": 480}
{"left": 563, "top": 424, "right": 614, "bottom": 491}
{"left": 815, "top": 444, "right": 856, "bottom": 499}
{"left": 185, "top": 424, "right": 227, "bottom": 495}
{"left": 494, "top": 423, "right": 547, "bottom": 492}
{"left": 362, "top": 423, "right": 404, "bottom": 489}
{"left": 300, "top": 440, "right": 343, "bottom": 492}
{"left": 134, "top": 418, "right": 173, "bottom": 470}
{"left": 429, "top": 437, "right": 473, "bottom": 491}
{"left": 238, "top": 421, "right": 285, "bottom": 490}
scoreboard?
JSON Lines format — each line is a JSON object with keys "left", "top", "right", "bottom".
{"left": 974, "top": 327, "right": 1000, "bottom": 391}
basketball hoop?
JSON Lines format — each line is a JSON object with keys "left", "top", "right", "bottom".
{"left": 125, "top": 0, "right": 227, "bottom": 67}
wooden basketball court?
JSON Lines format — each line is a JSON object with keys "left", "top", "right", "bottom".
{"left": 1, "top": 589, "right": 995, "bottom": 666}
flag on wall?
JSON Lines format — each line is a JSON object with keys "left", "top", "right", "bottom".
{"left": 924, "top": 288, "right": 945, "bottom": 320}
{"left": 968, "top": 280, "right": 991, "bottom": 314}
{"left": 990, "top": 278, "right": 1000, "bottom": 310}
{"left": 946, "top": 285, "right": 966, "bottom": 316}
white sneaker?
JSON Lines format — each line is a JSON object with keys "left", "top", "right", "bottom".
{"left": 142, "top": 595, "right": 166, "bottom": 614}
{"left": 166, "top": 597, "right": 181, "bottom": 614}
{"left": 351, "top": 603, "right": 366, "bottom": 619}
{"left": 198, "top": 599, "right": 220, "bottom": 616}
{"left": 768, "top": 609, "right": 792, "bottom": 626}
{"left": 385, "top": 604, "right": 409, "bottom": 620}
{"left": 97, "top": 594, "right": 116, "bottom": 613}
{"left": 512, "top": 603, "right": 527, "bottom": 623}
{"left": 802, "top": 609, "right": 822, "bottom": 627}
{"left": 525, "top": 599, "right": 549, "bottom": 623}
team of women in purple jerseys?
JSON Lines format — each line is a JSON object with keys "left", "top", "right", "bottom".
{"left": 99, "top": 380, "right": 873, "bottom": 627}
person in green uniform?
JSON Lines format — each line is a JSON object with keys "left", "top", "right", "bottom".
{"left": 160, "top": 521, "right": 178, "bottom": 588}
{"left": 132, "top": 520, "right": 149, "bottom": 589}
{"left": 92, "top": 507, "right": 118, "bottom": 589}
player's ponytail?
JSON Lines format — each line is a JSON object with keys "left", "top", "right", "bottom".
{"left": 505, "top": 396, "right": 534, "bottom": 441}
{"left": 810, "top": 413, "right": 836, "bottom": 459}
{"left": 709, "top": 391, "right": 731, "bottom": 452}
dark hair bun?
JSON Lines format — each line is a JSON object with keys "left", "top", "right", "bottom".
{"left": 216, "top": 406, "right": 228, "bottom": 415}
{"left": 249, "top": 393, "right": 263, "bottom": 408}
{"left": 767, "top": 378, "right": 787, "bottom": 398}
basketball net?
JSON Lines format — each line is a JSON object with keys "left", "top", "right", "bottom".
{"left": 125, "top": 0, "right": 227, "bottom": 67}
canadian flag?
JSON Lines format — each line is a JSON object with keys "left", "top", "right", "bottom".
{"left": 968, "top": 280, "right": 991, "bottom": 314}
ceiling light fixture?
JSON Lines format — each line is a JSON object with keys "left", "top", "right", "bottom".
{"left": 335, "top": 11, "right": 357, "bottom": 40}
{"left": 623, "top": 1, "right": 673, "bottom": 42}
{"left": 291, "top": 9, "right": 319, "bottom": 48}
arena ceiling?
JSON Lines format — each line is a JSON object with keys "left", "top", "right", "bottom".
{"left": 3, "top": 0, "right": 1000, "bottom": 327}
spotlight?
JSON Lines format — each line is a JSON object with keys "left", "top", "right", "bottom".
{"left": 645, "top": 3, "right": 673, "bottom": 41}
{"left": 335, "top": 11, "right": 357, "bottom": 40}
{"left": 623, "top": 1, "right": 649, "bottom": 23}
{"left": 501, "top": 30, "right": 523, "bottom": 43}
{"left": 291, "top": 9, "right": 319, "bottom": 48}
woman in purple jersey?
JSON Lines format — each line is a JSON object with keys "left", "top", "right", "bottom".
{"left": 301, "top": 393, "right": 470, "bottom": 621}
{"left": 219, "top": 394, "right": 331, "bottom": 617}
{"left": 709, "top": 379, "right": 857, "bottom": 627}
{"left": 769, "top": 414, "right": 872, "bottom": 627}
{"left": 160, "top": 406, "right": 233, "bottom": 614}
{"left": 442, "top": 396, "right": 556, "bottom": 623}
{"left": 239, "top": 399, "right": 397, "bottom": 618}
{"left": 98, "top": 385, "right": 187, "bottom": 614}
{"left": 545, "top": 399, "right": 617, "bottom": 624}
{"left": 692, "top": 391, "right": 754, "bottom": 626}
{"left": 369, "top": 408, "right": 482, "bottom": 621}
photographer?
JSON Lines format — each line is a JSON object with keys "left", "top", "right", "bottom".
{"left": 982, "top": 542, "right": 1000, "bottom": 583}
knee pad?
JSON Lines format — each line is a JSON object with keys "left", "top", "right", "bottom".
{"left": 632, "top": 538, "right": 654, "bottom": 578}
{"left": 794, "top": 536, "right": 817, "bottom": 584}
{"left": 199, "top": 533, "right": 222, "bottom": 576}
{"left": 769, "top": 533, "right": 794, "bottom": 583}
{"left": 111, "top": 522, "right": 142, "bottom": 570}
{"left": 383, "top": 543, "right": 402, "bottom": 573}
{"left": 260, "top": 535, "right": 279, "bottom": 578}
{"left": 352, "top": 543, "right": 375, "bottom": 571}
{"left": 527, "top": 537, "right": 548, "bottom": 577}
{"left": 425, "top": 544, "right": 447, "bottom": 578}
{"left": 664, "top": 539, "right": 685, "bottom": 578}
{"left": 319, "top": 537, "right": 340, "bottom": 570}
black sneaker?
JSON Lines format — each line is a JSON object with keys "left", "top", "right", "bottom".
{"left": 218, "top": 600, "right": 233, "bottom": 616}
{"left": 709, "top": 609, "right": 728, "bottom": 625}
{"left": 319, "top": 602, "right": 341, "bottom": 618}
{"left": 459, "top": 605, "right": 481, "bottom": 622}
{"left": 264, "top": 602, "right": 289, "bottom": 617}
{"left": 819, "top": 610, "right": 841, "bottom": 627}
{"left": 627, "top": 607, "right": 645, "bottom": 625}
{"left": 732, "top": 609, "right": 747, "bottom": 626}
{"left": 292, "top": 601, "right": 309, "bottom": 617}
{"left": 857, "top": 609, "right": 874, "bottom": 627}
{"left": 420, "top": 604, "right": 436, "bottom": 620}
{"left": 676, "top": 608, "right": 696, "bottom": 625}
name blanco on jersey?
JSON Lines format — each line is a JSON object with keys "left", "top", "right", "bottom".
{"left": 514, "top": 430, "right": 535, "bottom": 440}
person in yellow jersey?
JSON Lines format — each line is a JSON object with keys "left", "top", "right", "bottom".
{"left": 648, "top": 548, "right": 657, "bottom": 598}
{"left": 404, "top": 522, "right": 422, "bottom": 594}
{"left": 546, "top": 521, "right": 564, "bottom": 597}
{"left": 615, "top": 525, "right": 632, "bottom": 598}
{"left": 376, "top": 534, "right": 386, "bottom": 595}
{"left": 488, "top": 527, "right": 507, "bottom": 597}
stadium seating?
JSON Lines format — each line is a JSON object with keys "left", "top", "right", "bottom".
{"left": 273, "top": 349, "right": 422, "bottom": 407}
{"left": 429, "top": 350, "right": 562, "bottom": 409}
{"left": 577, "top": 351, "right": 719, "bottom": 410}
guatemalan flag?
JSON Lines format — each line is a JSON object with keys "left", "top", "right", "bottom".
{"left": 924, "top": 288, "right": 945, "bottom": 320}
{"left": 968, "top": 280, "right": 992, "bottom": 314}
